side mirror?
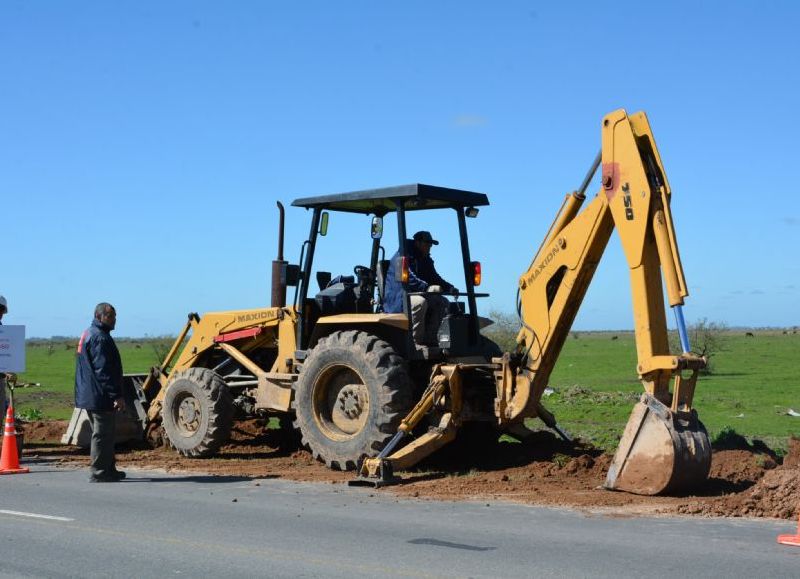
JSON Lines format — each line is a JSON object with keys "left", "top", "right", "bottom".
{"left": 371, "top": 216, "right": 383, "bottom": 239}
{"left": 320, "top": 212, "right": 329, "bottom": 236}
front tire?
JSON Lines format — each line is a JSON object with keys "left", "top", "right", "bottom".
{"left": 292, "top": 331, "right": 412, "bottom": 470}
{"left": 162, "top": 368, "right": 233, "bottom": 457}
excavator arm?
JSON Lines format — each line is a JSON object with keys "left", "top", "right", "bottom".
{"left": 512, "top": 109, "right": 711, "bottom": 494}
{"left": 354, "top": 109, "right": 711, "bottom": 495}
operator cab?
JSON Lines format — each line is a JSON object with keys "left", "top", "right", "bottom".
{"left": 288, "top": 184, "right": 490, "bottom": 358}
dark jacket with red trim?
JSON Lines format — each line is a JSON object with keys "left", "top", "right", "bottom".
{"left": 74, "top": 319, "right": 123, "bottom": 411}
{"left": 384, "top": 239, "right": 453, "bottom": 314}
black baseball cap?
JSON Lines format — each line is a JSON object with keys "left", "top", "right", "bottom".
{"left": 413, "top": 231, "right": 439, "bottom": 245}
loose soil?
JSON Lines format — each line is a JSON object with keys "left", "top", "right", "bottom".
{"left": 20, "top": 420, "right": 800, "bottom": 520}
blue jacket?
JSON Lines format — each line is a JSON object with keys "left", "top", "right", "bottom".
{"left": 74, "top": 319, "right": 123, "bottom": 411}
{"left": 383, "top": 239, "right": 454, "bottom": 313}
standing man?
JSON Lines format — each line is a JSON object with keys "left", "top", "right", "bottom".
{"left": 75, "top": 302, "right": 126, "bottom": 482}
{"left": 384, "top": 231, "right": 458, "bottom": 345}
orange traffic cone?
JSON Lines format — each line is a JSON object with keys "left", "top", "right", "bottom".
{"left": 0, "top": 406, "right": 29, "bottom": 474}
{"left": 777, "top": 514, "right": 800, "bottom": 547}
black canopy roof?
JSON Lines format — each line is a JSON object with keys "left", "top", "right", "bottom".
{"left": 291, "top": 184, "right": 489, "bottom": 215}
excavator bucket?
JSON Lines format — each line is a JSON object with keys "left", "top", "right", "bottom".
{"left": 604, "top": 394, "right": 711, "bottom": 495}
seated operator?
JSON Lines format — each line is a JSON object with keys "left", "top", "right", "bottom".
{"left": 383, "top": 231, "right": 458, "bottom": 345}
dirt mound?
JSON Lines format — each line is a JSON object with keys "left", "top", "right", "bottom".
{"left": 678, "top": 438, "right": 799, "bottom": 518}
{"left": 19, "top": 420, "right": 799, "bottom": 519}
{"left": 20, "top": 420, "right": 69, "bottom": 443}
{"left": 393, "top": 449, "right": 622, "bottom": 508}
{"left": 708, "top": 449, "right": 772, "bottom": 486}
{"left": 387, "top": 430, "right": 626, "bottom": 507}
{"left": 784, "top": 437, "right": 800, "bottom": 468}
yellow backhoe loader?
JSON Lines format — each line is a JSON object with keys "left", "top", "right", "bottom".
{"left": 63, "top": 109, "right": 711, "bottom": 495}
{"left": 355, "top": 109, "right": 711, "bottom": 494}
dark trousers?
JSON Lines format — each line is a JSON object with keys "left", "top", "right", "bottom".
{"left": 88, "top": 410, "right": 116, "bottom": 477}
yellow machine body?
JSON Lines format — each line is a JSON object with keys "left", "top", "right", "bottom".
{"left": 358, "top": 110, "right": 711, "bottom": 494}
{"left": 143, "top": 307, "right": 297, "bottom": 421}
{"left": 142, "top": 308, "right": 407, "bottom": 433}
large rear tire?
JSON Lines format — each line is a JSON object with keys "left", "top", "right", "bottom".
{"left": 292, "top": 330, "right": 412, "bottom": 470}
{"left": 162, "top": 368, "right": 234, "bottom": 458}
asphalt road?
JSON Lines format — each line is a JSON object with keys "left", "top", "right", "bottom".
{"left": 1, "top": 460, "right": 798, "bottom": 578}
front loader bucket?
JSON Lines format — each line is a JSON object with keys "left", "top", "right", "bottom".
{"left": 61, "top": 374, "right": 149, "bottom": 447}
{"left": 61, "top": 407, "right": 144, "bottom": 447}
{"left": 604, "top": 393, "right": 711, "bottom": 495}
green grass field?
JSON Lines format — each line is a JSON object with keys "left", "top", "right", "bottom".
{"left": 541, "top": 330, "right": 799, "bottom": 452}
{"left": 12, "top": 332, "right": 800, "bottom": 451}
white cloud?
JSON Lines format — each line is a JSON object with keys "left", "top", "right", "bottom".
{"left": 453, "top": 115, "right": 488, "bottom": 127}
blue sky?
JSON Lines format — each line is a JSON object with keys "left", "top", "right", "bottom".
{"left": 2, "top": 1, "right": 798, "bottom": 337}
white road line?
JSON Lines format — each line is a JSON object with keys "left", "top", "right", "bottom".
{"left": 0, "top": 509, "right": 74, "bottom": 522}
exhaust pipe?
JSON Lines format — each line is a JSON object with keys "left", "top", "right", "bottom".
{"left": 271, "top": 201, "right": 288, "bottom": 307}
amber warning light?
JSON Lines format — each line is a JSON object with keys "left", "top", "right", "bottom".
{"left": 400, "top": 256, "right": 410, "bottom": 283}
{"left": 472, "top": 261, "right": 481, "bottom": 286}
